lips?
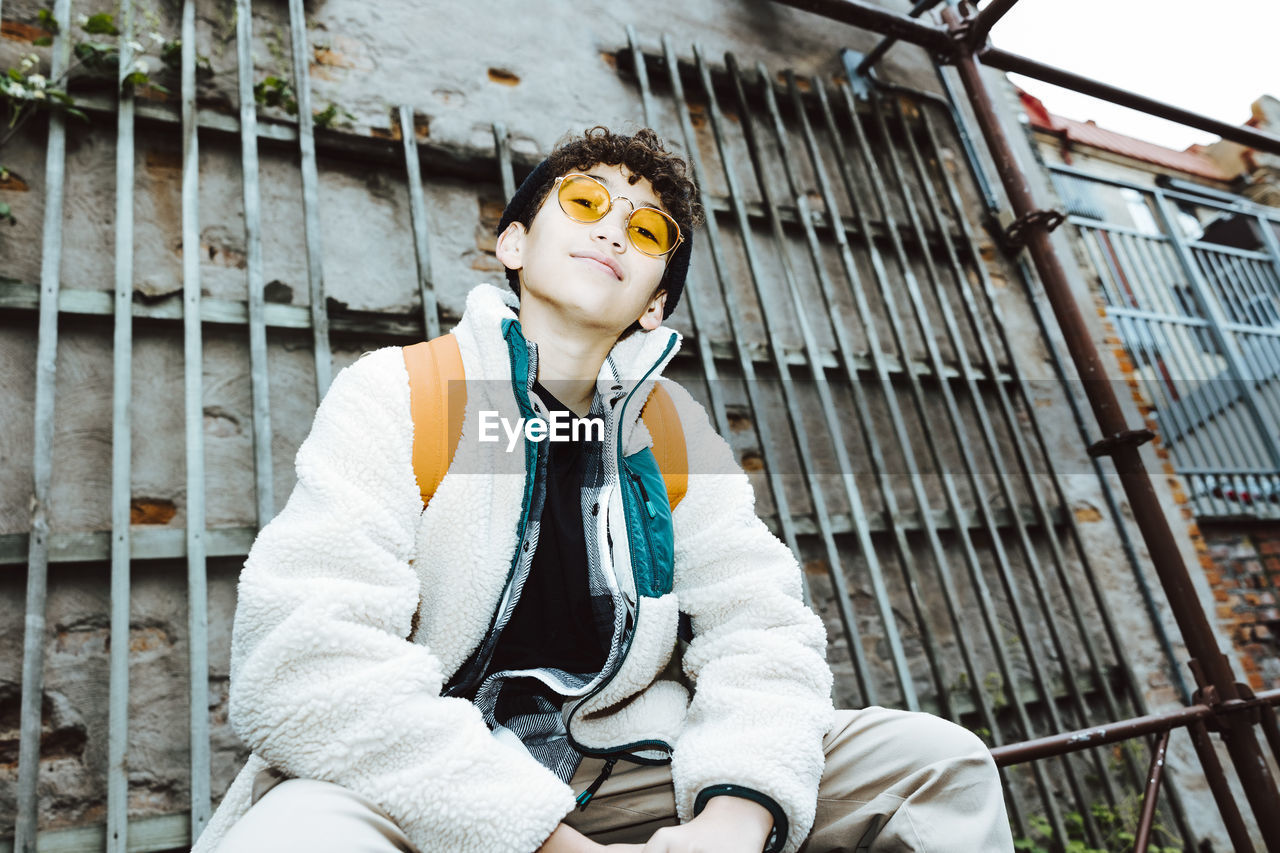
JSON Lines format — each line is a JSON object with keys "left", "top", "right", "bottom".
{"left": 571, "top": 250, "right": 623, "bottom": 281}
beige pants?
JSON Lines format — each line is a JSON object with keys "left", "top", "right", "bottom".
{"left": 215, "top": 707, "right": 1013, "bottom": 853}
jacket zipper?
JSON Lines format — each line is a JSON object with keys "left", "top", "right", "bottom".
{"left": 565, "top": 336, "right": 679, "bottom": 766}
{"left": 628, "top": 466, "right": 658, "bottom": 519}
{"left": 574, "top": 757, "right": 618, "bottom": 810}
{"left": 443, "top": 327, "right": 542, "bottom": 699}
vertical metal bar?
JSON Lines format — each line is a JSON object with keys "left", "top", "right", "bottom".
{"left": 398, "top": 105, "right": 439, "bottom": 341}
{"left": 287, "top": 0, "right": 331, "bottom": 397}
{"left": 798, "top": 73, "right": 988, "bottom": 718}
{"left": 1129, "top": 235, "right": 1249, "bottom": 512}
{"left": 624, "top": 49, "right": 733, "bottom": 455}
{"left": 1112, "top": 234, "right": 1219, "bottom": 505}
{"left": 626, "top": 25, "right": 657, "bottom": 129}
{"left": 781, "top": 74, "right": 1027, "bottom": 832}
{"left": 236, "top": 0, "right": 274, "bottom": 528}
{"left": 181, "top": 0, "right": 211, "bottom": 838}
{"left": 1018, "top": 261, "right": 1197, "bottom": 844}
{"left": 1197, "top": 251, "right": 1277, "bottom": 466}
{"left": 686, "top": 41, "right": 869, "bottom": 692}
{"left": 767, "top": 66, "right": 965, "bottom": 720}
{"left": 913, "top": 106, "right": 1195, "bottom": 843}
{"left": 821, "top": 77, "right": 1068, "bottom": 842}
{"left": 1255, "top": 209, "right": 1280, "bottom": 297}
{"left": 1219, "top": 252, "right": 1280, "bottom": 428}
{"left": 944, "top": 12, "right": 1280, "bottom": 840}
{"left": 720, "top": 53, "right": 915, "bottom": 708}
{"left": 1118, "top": 234, "right": 1220, "bottom": 471}
{"left": 784, "top": 75, "right": 1032, "bottom": 824}
{"left": 892, "top": 93, "right": 1131, "bottom": 805}
{"left": 786, "top": 74, "right": 1004, "bottom": 741}
{"left": 1152, "top": 189, "right": 1280, "bottom": 469}
{"left": 922, "top": 106, "right": 1194, "bottom": 707}
{"left": 1159, "top": 251, "right": 1257, "bottom": 505}
{"left": 1201, "top": 248, "right": 1253, "bottom": 326}
{"left": 659, "top": 34, "right": 817, "bottom": 635}
{"left": 922, "top": 49, "right": 1001, "bottom": 215}
{"left": 492, "top": 122, "right": 515, "bottom": 201}
{"left": 108, "top": 5, "right": 137, "bottom": 850}
{"left": 1146, "top": 316, "right": 1237, "bottom": 513}
{"left": 1133, "top": 729, "right": 1171, "bottom": 853}
{"left": 864, "top": 86, "right": 1106, "bottom": 844}
{"left": 1186, "top": 718, "right": 1256, "bottom": 853}
{"left": 1260, "top": 702, "right": 1280, "bottom": 767}
{"left": 15, "top": 0, "right": 72, "bottom": 849}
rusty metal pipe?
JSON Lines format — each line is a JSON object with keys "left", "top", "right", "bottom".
{"left": 978, "top": 46, "right": 1280, "bottom": 156}
{"left": 940, "top": 7, "right": 1280, "bottom": 844}
{"left": 988, "top": 702, "right": 1211, "bottom": 767}
{"left": 1133, "top": 729, "right": 1171, "bottom": 853}
{"left": 770, "top": 0, "right": 955, "bottom": 53}
{"left": 1187, "top": 719, "right": 1256, "bottom": 852}
{"left": 987, "top": 692, "right": 1280, "bottom": 840}
{"left": 1260, "top": 701, "right": 1280, "bottom": 767}
{"left": 852, "top": 0, "right": 944, "bottom": 76}
{"left": 965, "top": 0, "right": 1021, "bottom": 47}
{"left": 771, "top": 0, "right": 1280, "bottom": 158}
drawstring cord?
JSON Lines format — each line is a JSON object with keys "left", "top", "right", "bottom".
{"left": 575, "top": 757, "right": 619, "bottom": 810}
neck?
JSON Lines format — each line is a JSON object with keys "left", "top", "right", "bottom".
{"left": 517, "top": 299, "right": 615, "bottom": 417}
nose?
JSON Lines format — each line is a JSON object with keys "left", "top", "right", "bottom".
{"left": 589, "top": 211, "right": 629, "bottom": 253}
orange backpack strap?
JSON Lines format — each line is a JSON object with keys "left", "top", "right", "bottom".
{"left": 403, "top": 334, "right": 467, "bottom": 508}
{"left": 641, "top": 383, "right": 688, "bottom": 511}
{"left": 405, "top": 337, "right": 686, "bottom": 513}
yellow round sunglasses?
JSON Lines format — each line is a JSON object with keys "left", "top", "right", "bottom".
{"left": 553, "top": 173, "right": 684, "bottom": 258}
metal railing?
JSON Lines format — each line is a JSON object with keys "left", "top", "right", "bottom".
{"left": 1051, "top": 165, "right": 1280, "bottom": 519}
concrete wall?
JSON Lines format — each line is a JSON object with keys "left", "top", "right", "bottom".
{"left": 0, "top": 0, "right": 1244, "bottom": 848}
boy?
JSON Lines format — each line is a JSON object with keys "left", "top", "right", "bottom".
{"left": 193, "top": 126, "right": 1012, "bottom": 853}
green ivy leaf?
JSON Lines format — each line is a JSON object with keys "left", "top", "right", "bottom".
{"left": 7, "top": 68, "right": 23, "bottom": 82}
{"left": 37, "top": 8, "right": 61, "bottom": 35}
{"left": 73, "top": 40, "right": 119, "bottom": 73}
{"left": 82, "top": 13, "right": 119, "bottom": 35}
{"left": 312, "top": 103, "right": 338, "bottom": 128}
{"left": 0, "top": 201, "right": 14, "bottom": 224}
{"left": 33, "top": 36, "right": 53, "bottom": 47}
{"left": 160, "top": 40, "right": 182, "bottom": 68}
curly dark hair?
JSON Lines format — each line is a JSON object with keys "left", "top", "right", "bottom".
{"left": 516, "top": 125, "right": 704, "bottom": 240}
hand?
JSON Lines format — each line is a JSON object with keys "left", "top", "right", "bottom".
{"left": 637, "top": 797, "right": 773, "bottom": 853}
{"left": 537, "top": 823, "right": 605, "bottom": 853}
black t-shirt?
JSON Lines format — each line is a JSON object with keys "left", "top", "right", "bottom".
{"left": 484, "top": 382, "right": 611, "bottom": 677}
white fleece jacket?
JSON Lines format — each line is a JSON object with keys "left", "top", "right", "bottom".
{"left": 193, "top": 284, "right": 834, "bottom": 853}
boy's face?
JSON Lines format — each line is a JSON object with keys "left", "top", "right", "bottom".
{"left": 496, "top": 162, "right": 670, "bottom": 337}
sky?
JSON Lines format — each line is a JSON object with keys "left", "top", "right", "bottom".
{"left": 983, "top": 0, "right": 1279, "bottom": 152}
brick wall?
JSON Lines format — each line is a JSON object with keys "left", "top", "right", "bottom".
{"left": 1202, "top": 523, "right": 1280, "bottom": 691}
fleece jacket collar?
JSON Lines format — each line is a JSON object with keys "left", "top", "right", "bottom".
{"left": 456, "top": 284, "right": 682, "bottom": 453}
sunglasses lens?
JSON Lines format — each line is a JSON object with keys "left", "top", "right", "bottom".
{"left": 558, "top": 175, "right": 610, "bottom": 222}
{"left": 628, "top": 208, "right": 680, "bottom": 256}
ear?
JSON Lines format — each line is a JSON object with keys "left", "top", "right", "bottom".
{"left": 637, "top": 289, "right": 666, "bottom": 331}
{"left": 495, "top": 221, "right": 527, "bottom": 273}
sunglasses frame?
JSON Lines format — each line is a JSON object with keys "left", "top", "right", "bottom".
{"left": 552, "top": 173, "right": 684, "bottom": 258}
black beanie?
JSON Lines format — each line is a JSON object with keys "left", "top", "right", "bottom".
{"left": 496, "top": 157, "right": 692, "bottom": 320}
